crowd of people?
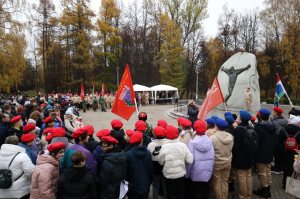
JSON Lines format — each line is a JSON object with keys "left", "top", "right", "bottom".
{"left": 0, "top": 94, "right": 299, "bottom": 199}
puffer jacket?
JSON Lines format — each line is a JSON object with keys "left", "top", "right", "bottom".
{"left": 210, "top": 130, "right": 234, "bottom": 165}
{"left": 0, "top": 144, "right": 35, "bottom": 199}
{"left": 147, "top": 138, "right": 168, "bottom": 175}
{"left": 110, "top": 129, "right": 127, "bottom": 150}
{"left": 178, "top": 130, "right": 193, "bottom": 146}
{"left": 30, "top": 153, "right": 59, "bottom": 199}
{"left": 293, "top": 152, "right": 300, "bottom": 180}
{"left": 185, "top": 135, "right": 214, "bottom": 182}
{"left": 158, "top": 139, "right": 193, "bottom": 179}
{"left": 64, "top": 115, "right": 79, "bottom": 133}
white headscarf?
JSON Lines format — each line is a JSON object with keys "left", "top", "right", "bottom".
{"left": 289, "top": 114, "right": 300, "bottom": 125}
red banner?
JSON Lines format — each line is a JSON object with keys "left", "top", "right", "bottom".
{"left": 198, "top": 77, "right": 225, "bottom": 121}
{"left": 111, "top": 64, "right": 136, "bottom": 120}
{"left": 80, "top": 82, "right": 84, "bottom": 100}
{"left": 101, "top": 83, "right": 105, "bottom": 96}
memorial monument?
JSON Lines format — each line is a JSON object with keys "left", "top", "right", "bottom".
{"left": 217, "top": 52, "right": 260, "bottom": 113}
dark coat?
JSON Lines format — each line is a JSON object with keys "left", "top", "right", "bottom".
{"left": 36, "top": 118, "right": 43, "bottom": 129}
{"left": 16, "top": 112, "right": 27, "bottom": 122}
{"left": 126, "top": 145, "right": 153, "bottom": 195}
{"left": 57, "top": 166, "right": 98, "bottom": 199}
{"left": 84, "top": 137, "right": 99, "bottom": 153}
{"left": 111, "top": 129, "right": 127, "bottom": 150}
{"left": 278, "top": 124, "right": 300, "bottom": 156}
{"left": 0, "top": 122, "right": 9, "bottom": 147}
{"left": 231, "top": 122, "right": 253, "bottom": 169}
{"left": 225, "top": 126, "right": 234, "bottom": 135}
{"left": 142, "top": 131, "right": 151, "bottom": 147}
{"left": 254, "top": 121, "right": 276, "bottom": 164}
{"left": 3, "top": 111, "right": 13, "bottom": 119}
{"left": 271, "top": 116, "right": 288, "bottom": 152}
{"left": 124, "top": 143, "right": 133, "bottom": 152}
{"left": 8, "top": 127, "right": 23, "bottom": 140}
{"left": 60, "top": 100, "right": 68, "bottom": 108}
{"left": 188, "top": 105, "right": 199, "bottom": 123}
{"left": 99, "top": 147, "right": 127, "bottom": 199}
{"left": 92, "top": 146, "right": 104, "bottom": 176}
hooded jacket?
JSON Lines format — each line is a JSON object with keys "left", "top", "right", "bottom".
{"left": 271, "top": 116, "right": 288, "bottom": 151}
{"left": 147, "top": 138, "right": 168, "bottom": 175}
{"left": 0, "top": 144, "right": 35, "bottom": 199}
{"left": 30, "top": 153, "right": 59, "bottom": 199}
{"left": 159, "top": 139, "right": 193, "bottom": 179}
{"left": 99, "top": 147, "right": 127, "bottom": 199}
{"left": 92, "top": 146, "right": 104, "bottom": 175}
{"left": 254, "top": 121, "right": 276, "bottom": 164}
{"left": 19, "top": 142, "right": 37, "bottom": 165}
{"left": 84, "top": 136, "right": 99, "bottom": 153}
{"left": 185, "top": 135, "right": 214, "bottom": 182}
{"left": 126, "top": 145, "right": 153, "bottom": 195}
{"left": 64, "top": 115, "right": 79, "bottom": 133}
{"left": 110, "top": 129, "right": 127, "bottom": 150}
{"left": 210, "top": 130, "right": 234, "bottom": 165}
{"left": 278, "top": 124, "right": 300, "bottom": 157}
{"left": 141, "top": 131, "right": 151, "bottom": 147}
{"left": 57, "top": 166, "right": 98, "bottom": 199}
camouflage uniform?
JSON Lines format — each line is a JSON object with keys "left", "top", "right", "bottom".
{"left": 82, "top": 99, "right": 87, "bottom": 112}
{"left": 99, "top": 96, "right": 106, "bottom": 112}
{"left": 145, "top": 121, "right": 154, "bottom": 138}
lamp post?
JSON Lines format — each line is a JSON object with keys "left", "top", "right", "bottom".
{"left": 195, "top": 69, "right": 199, "bottom": 100}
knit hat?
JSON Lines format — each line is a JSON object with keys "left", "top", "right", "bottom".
{"left": 65, "top": 108, "right": 72, "bottom": 115}
{"left": 206, "top": 118, "right": 215, "bottom": 125}
{"left": 71, "top": 127, "right": 88, "bottom": 138}
{"left": 135, "top": 120, "right": 147, "bottom": 131}
{"left": 96, "top": 129, "right": 111, "bottom": 138}
{"left": 111, "top": 119, "right": 123, "bottom": 129}
{"left": 157, "top": 120, "right": 168, "bottom": 128}
{"left": 21, "top": 134, "right": 35, "bottom": 142}
{"left": 101, "top": 136, "right": 118, "bottom": 145}
{"left": 153, "top": 126, "right": 165, "bottom": 138}
{"left": 85, "top": 125, "right": 94, "bottom": 136}
{"left": 215, "top": 119, "right": 228, "bottom": 128}
{"left": 47, "top": 142, "right": 66, "bottom": 152}
{"left": 225, "top": 115, "right": 235, "bottom": 125}
{"left": 240, "top": 110, "right": 251, "bottom": 122}
{"left": 27, "top": 119, "right": 36, "bottom": 125}
{"left": 129, "top": 131, "right": 143, "bottom": 144}
{"left": 194, "top": 120, "right": 207, "bottom": 134}
{"left": 23, "top": 124, "right": 36, "bottom": 133}
{"left": 164, "top": 125, "right": 179, "bottom": 140}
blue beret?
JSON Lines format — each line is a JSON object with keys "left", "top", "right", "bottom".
{"left": 224, "top": 112, "right": 232, "bottom": 117}
{"left": 216, "top": 118, "right": 228, "bottom": 128}
{"left": 259, "top": 109, "right": 271, "bottom": 116}
{"left": 45, "top": 105, "right": 53, "bottom": 110}
{"left": 225, "top": 115, "right": 235, "bottom": 124}
{"left": 211, "top": 116, "right": 219, "bottom": 121}
{"left": 206, "top": 118, "right": 216, "bottom": 125}
{"left": 240, "top": 110, "right": 251, "bottom": 121}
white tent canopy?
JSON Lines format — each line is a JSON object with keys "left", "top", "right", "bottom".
{"left": 150, "top": 84, "right": 178, "bottom": 103}
{"left": 133, "top": 84, "right": 151, "bottom": 92}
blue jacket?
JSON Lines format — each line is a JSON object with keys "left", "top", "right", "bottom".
{"left": 19, "top": 142, "right": 37, "bottom": 165}
{"left": 0, "top": 122, "right": 9, "bottom": 148}
{"left": 126, "top": 145, "right": 153, "bottom": 194}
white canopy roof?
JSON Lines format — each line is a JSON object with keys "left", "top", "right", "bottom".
{"left": 133, "top": 84, "right": 151, "bottom": 91}
{"left": 150, "top": 84, "right": 178, "bottom": 91}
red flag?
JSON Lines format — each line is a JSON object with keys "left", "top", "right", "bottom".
{"left": 101, "top": 83, "right": 105, "bottom": 96}
{"left": 198, "top": 77, "right": 225, "bottom": 121}
{"left": 112, "top": 65, "right": 136, "bottom": 120}
{"left": 80, "top": 82, "right": 84, "bottom": 100}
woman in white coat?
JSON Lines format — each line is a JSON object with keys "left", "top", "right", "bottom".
{"left": 0, "top": 136, "right": 35, "bottom": 199}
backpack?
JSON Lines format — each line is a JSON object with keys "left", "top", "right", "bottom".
{"left": 0, "top": 152, "right": 24, "bottom": 189}
{"left": 238, "top": 126, "right": 259, "bottom": 154}
{"left": 283, "top": 129, "right": 300, "bottom": 151}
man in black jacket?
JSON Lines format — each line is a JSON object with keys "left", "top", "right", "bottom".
{"left": 83, "top": 125, "right": 99, "bottom": 153}
{"left": 0, "top": 113, "right": 10, "bottom": 147}
{"left": 232, "top": 110, "right": 253, "bottom": 199}
{"left": 58, "top": 151, "right": 98, "bottom": 199}
{"left": 253, "top": 109, "right": 276, "bottom": 198}
{"left": 110, "top": 119, "right": 127, "bottom": 150}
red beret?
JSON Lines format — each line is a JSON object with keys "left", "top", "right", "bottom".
{"left": 135, "top": 120, "right": 147, "bottom": 131}
{"left": 43, "top": 127, "right": 55, "bottom": 134}
{"left": 71, "top": 127, "right": 88, "bottom": 138}
{"left": 21, "top": 134, "right": 35, "bottom": 142}
{"left": 154, "top": 126, "right": 165, "bottom": 137}
{"left": 180, "top": 118, "right": 192, "bottom": 127}
{"left": 177, "top": 117, "right": 184, "bottom": 125}
{"left": 11, "top": 115, "right": 22, "bottom": 124}
{"left": 251, "top": 116, "right": 256, "bottom": 122}
{"left": 164, "top": 125, "right": 179, "bottom": 140}
{"left": 138, "top": 112, "right": 147, "bottom": 118}
{"left": 194, "top": 120, "right": 207, "bottom": 134}
{"left": 47, "top": 142, "right": 66, "bottom": 152}
{"left": 157, "top": 120, "right": 167, "bottom": 128}
{"left": 23, "top": 124, "right": 36, "bottom": 133}
{"left": 257, "top": 111, "right": 260, "bottom": 116}
{"left": 273, "top": 107, "right": 283, "bottom": 114}
{"left": 52, "top": 127, "right": 66, "bottom": 138}
{"left": 96, "top": 129, "right": 111, "bottom": 138}
{"left": 45, "top": 134, "right": 54, "bottom": 142}
{"left": 129, "top": 131, "right": 143, "bottom": 144}
{"left": 85, "top": 125, "right": 94, "bottom": 136}
{"left": 40, "top": 104, "right": 45, "bottom": 108}
{"left": 111, "top": 119, "right": 123, "bottom": 129}
{"left": 101, "top": 136, "right": 118, "bottom": 145}
{"left": 126, "top": 129, "right": 135, "bottom": 137}
{"left": 44, "top": 116, "right": 53, "bottom": 124}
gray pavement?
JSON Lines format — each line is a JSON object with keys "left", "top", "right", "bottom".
{"left": 81, "top": 104, "right": 295, "bottom": 199}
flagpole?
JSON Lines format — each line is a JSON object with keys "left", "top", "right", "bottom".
{"left": 224, "top": 103, "right": 228, "bottom": 111}
{"left": 134, "top": 98, "right": 139, "bottom": 116}
{"left": 285, "top": 92, "right": 294, "bottom": 107}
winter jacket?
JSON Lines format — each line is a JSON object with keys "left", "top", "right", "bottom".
{"left": 142, "top": 131, "right": 151, "bottom": 147}
{"left": 16, "top": 112, "right": 27, "bottom": 122}
{"left": 124, "top": 143, "right": 134, "bottom": 152}
{"left": 19, "top": 142, "right": 37, "bottom": 165}
{"left": 210, "top": 130, "right": 234, "bottom": 165}
{"left": 278, "top": 124, "right": 300, "bottom": 161}
{"left": 271, "top": 116, "right": 288, "bottom": 151}
{"left": 158, "top": 139, "right": 193, "bottom": 179}
{"left": 231, "top": 122, "right": 253, "bottom": 169}
{"left": 92, "top": 146, "right": 104, "bottom": 175}
{"left": 0, "top": 144, "right": 35, "bottom": 198}
{"left": 99, "top": 147, "right": 127, "bottom": 199}
{"left": 57, "top": 166, "right": 98, "bottom": 199}
{"left": 206, "top": 128, "right": 215, "bottom": 137}
{"left": 225, "top": 126, "right": 235, "bottom": 135}
{"left": 254, "top": 121, "right": 276, "bottom": 164}
{"left": 126, "top": 145, "right": 153, "bottom": 195}
{"left": 293, "top": 152, "right": 300, "bottom": 180}
{"left": 36, "top": 119, "right": 43, "bottom": 129}
{"left": 8, "top": 127, "right": 23, "bottom": 140}
{"left": 64, "top": 115, "right": 79, "bottom": 133}
{"left": 0, "top": 121, "right": 9, "bottom": 147}
{"left": 147, "top": 138, "right": 168, "bottom": 175}
{"left": 110, "top": 129, "right": 127, "bottom": 150}
{"left": 60, "top": 100, "right": 68, "bottom": 108}
{"left": 185, "top": 135, "right": 214, "bottom": 182}
{"left": 188, "top": 105, "right": 199, "bottom": 124}
{"left": 178, "top": 130, "right": 193, "bottom": 146}
{"left": 84, "top": 136, "right": 99, "bottom": 153}
{"left": 30, "top": 153, "right": 59, "bottom": 199}
{"left": 61, "top": 143, "right": 98, "bottom": 179}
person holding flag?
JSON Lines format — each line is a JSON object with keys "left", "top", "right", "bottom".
{"left": 274, "top": 74, "right": 293, "bottom": 107}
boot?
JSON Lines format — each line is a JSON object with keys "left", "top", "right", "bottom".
{"left": 267, "top": 186, "right": 271, "bottom": 198}
{"left": 228, "top": 182, "right": 235, "bottom": 192}
{"left": 253, "top": 187, "right": 268, "bottom": 198}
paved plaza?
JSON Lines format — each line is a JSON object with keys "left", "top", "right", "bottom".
{"left": 82, "top": 104, "right": 296, "bottom": 199}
